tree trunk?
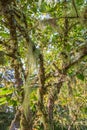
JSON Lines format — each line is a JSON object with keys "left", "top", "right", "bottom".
{"left": 20, "top": 113, "right": 32, "bottom": 130}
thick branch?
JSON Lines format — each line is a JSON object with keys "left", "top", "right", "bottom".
{"left": 72, "top": 0, "right": 79, "bottom": 17}
{"left": 63, "top": 49, "right": 87, "bottom": 73}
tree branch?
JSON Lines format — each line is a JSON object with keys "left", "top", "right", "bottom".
{"left": 72, "top": 0, "right": 79, "bottom": 17}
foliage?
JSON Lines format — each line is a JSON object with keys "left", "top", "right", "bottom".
{"left": 0, "top": 0, "right": 87, "bottom": 130}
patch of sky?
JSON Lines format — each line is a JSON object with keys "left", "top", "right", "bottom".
{"left": 38, "top": 13, "right": 51, "bottom": 20}
{"left": 27, "top": 5, "right": 30, "bottom": 9}
{"left": 6, "top": 106, "right": 14, "bottom": 112}
{"left": 46, "top": 44, "right": 54, "bottom": 54}
{"left": 84, "top": 0, "right": 87, "bottom": 4}
{"left": 44, "top": 0, "right": 58, "bottom": 4}
{"left": 3, "top": 69, "right": 15, "bottom": 83}
{"left": 0, "top": 83, "right": 5, "bottom": 88}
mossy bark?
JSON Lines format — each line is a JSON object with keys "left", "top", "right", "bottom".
{"left": 20, "top": 113, "right": 32, "bottom": 130}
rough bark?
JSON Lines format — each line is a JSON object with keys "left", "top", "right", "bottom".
{"left": 38, "top": 54, "right": 50, "bottom": 130}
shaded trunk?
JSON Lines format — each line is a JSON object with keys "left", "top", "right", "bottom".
{"left": 38, "top": 54, "right": 50, "bottom": 130}
{"left": 20, "top": 113, "right": 32, "bottom": 130}
{"left": 1, "top": 2, "right": 31, "bottom": 130}
{"left": 47, "top": 96, "right": 54, "bottom": 130}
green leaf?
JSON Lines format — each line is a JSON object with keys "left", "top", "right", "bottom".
{"left": 77, "top": 73, "right": 85, "bottom": 81}
{"left": 0, "top": 97, "right": 7, "bottom": 105}
{"left": 0, "top": 88, "right": 13, "bottom": 96}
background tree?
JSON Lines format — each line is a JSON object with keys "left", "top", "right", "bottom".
{"left": 0, "top": 0, "right": 87, "bottom": 130}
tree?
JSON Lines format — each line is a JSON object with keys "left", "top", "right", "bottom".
{"left": 0, "top": 0, "right": 87, "bottom": 130}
